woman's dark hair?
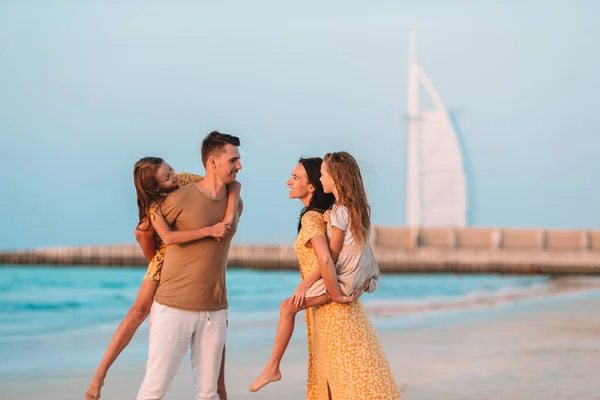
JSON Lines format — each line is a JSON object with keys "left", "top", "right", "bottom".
{"left": 297, "top": 157, "right": 335, "bottom": 232}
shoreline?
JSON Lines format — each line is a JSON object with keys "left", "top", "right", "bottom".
{"left": 2, "top": 287, "right": 600, "bottom": 399}
{"left": 364, "top": 275, "right": 600, "bottom": 318}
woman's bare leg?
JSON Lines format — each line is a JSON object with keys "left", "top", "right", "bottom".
{"left": 249, "top": 294, "right": 329, "bottom": 392}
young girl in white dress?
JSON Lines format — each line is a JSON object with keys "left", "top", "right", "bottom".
{"left": 249, "top": 151, "right": 380, "bottom": 392}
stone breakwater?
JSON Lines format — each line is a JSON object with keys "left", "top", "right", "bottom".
{"left": 2, "top": 227, "right": 599, "bottom": 274}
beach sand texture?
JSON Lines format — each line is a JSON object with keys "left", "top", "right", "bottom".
{"left": 1, "top": 288, "right": 599, "bottom": 400}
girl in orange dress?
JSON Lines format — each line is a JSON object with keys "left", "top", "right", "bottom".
{"left": 85, "top": 157, "right": 240, "bottom": 400}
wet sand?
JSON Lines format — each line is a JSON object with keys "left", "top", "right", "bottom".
{"left": 2, "top": 286, "right": 600, "bottom": 399}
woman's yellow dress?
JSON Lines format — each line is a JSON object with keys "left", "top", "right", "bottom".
{"left": 294, "top": 211, "right": 402, "bottom": 400}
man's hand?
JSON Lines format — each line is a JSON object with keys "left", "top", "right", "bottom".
{"left": 209, "top": 222, "right": 231, "bottom": 241}
{"left": 289, "top": 281, "right": 311, "bottom": 307}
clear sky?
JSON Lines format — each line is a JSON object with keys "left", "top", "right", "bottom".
{"left": 1, "top": 1, "right": 599, "bottom": 250}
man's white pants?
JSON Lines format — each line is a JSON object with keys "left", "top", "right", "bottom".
{"left": 137, "top": 301, "right": 227, "bottom": 400}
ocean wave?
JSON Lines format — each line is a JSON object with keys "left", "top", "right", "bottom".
{"left": 362, "top": 278, "right": 600, "bottom": 318}
{"left": 0, "top": 293, "right": 134, "bottom": 314}
{"left": 0, "top": 267, "right": 144, "bottom": 293}
{"left": 99, "top": 281, "right": 129, "bottom": 289}
{"left": 0, "top": 300, "right": 84, "bottom": 312}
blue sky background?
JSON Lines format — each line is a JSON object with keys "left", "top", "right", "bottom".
{"left": 1, "top": 1, "right": 599, "bottom": 250}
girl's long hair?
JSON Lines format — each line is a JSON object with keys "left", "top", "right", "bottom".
{"left": 297, "top": 157, "right": 335, "bottom": 232}
{"left": 133, "top": 157, "right": 167, "bottom": 229}
{"left": 324, "top": 151, "right": 371, "bottom": 247}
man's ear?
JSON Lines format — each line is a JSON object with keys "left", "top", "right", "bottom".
{"left": 208, "top": 155, "right": 217, "bottom": 169}
{"left": 308, "top": 184, "right": 315, "bottom": 194}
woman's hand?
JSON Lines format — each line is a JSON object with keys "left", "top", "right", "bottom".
{"left": 289, "top": 281, "right": 311, "bottom": 307}
{"left": 323, "top": 210, "right": 331, "bottom": 223}
{"left": 209, "top": 222, "right": 231, "bottom": 241}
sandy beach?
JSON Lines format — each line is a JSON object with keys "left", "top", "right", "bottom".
{"left": 2, "top": 282, "right": 599, "bottom": 400}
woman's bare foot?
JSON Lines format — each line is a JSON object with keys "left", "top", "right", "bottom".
{"left": 249, "top": 368, "right": 282, "bottom": 392}
{"left": 84, "top": 374, "right": 104, "bottom": 400}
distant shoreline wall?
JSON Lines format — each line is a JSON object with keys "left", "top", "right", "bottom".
{"left": 1, "top": 227, "right": 599, "bottom": 274}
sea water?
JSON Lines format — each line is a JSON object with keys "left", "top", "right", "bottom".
{"left": 0, "top": 266, "right": 548, "bottom": 376}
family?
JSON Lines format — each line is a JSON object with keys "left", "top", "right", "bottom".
{"left": 84, "top": 131, "right": 401, "bottom": 400}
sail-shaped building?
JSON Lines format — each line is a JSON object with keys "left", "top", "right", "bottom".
{"left": 405, "top": 29, "right": 469, "bottom": 227}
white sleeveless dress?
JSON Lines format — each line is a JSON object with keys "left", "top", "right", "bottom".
{"left": 305, "top": 205, "right": 379, "bottom": 297}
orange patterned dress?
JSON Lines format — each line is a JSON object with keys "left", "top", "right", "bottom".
{"left": 143, "top": 172, "right": 203, "bottom": 281}
{"left": 295, "top": 211, "right": 402, "bottom": 400}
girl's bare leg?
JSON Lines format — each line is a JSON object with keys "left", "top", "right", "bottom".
{"left": 249, "top": 294, "right": 329, "bottom": 392}
{"left": 84, "top": 280, "right": 158, "bottom": 400}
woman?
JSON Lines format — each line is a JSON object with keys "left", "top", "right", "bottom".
{"left": 84, "top": 157, "right": 239, "bottom": 400}
{"left": 250, "top": 152, "right": 379, "bottom": 392}
{"left": 287, "top": 155, "right": 401, "bottom": 399}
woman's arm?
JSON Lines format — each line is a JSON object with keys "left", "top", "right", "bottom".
{"left": 151, "top": 208, "right": 230, "bottom": 245}
{"left": 302, "top": 270, "right": 322, "bottom": 287}
{"left": 223, "top": 181, "right": 242, "bottom": 224}
{"left": 299, "top": 223, "right": 344, "bottom": 288}
{"left": 311, "top": 235, "right": 354, "bottom": 304}
{"left": 134, "top": 223, "right": 157, "bottom": 262}
{"left": 86, "top": 280, "right": 158, "bottom": 399}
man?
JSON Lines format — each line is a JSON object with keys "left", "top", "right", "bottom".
{"left": 137, "top": 131, "right": 242, "bottom": 400}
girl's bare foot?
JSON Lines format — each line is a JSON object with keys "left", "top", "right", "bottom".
{"left": 84, "top": 374, "right": 104, "bottom": 400}
{"left": 249, "top": 368, "right": 282, "bottom": 392}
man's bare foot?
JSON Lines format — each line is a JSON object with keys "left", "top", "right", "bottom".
{"left": 84, "top": 374, "right": 104, "bottom": 400}
{"left": 249, "top": 369, "right": 282, "bottom": 392}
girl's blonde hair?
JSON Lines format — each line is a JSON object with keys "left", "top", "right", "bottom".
{"left": 324, "top": 151, "right": 371, "bottom": 247}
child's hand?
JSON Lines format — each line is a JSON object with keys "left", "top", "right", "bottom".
{"left": 290, "top": 281, "right": 310, "bottom": 307}
{"left": 209, "top": 222, "right": 231, "bottom": 241}
{"left": 323, "top": 210, "right": 331, "bottom": 223}
{"left": 330, "top": 290, "right": 362, "bottom": 304}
